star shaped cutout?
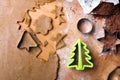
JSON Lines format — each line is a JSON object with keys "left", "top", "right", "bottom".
{"left": 91, "top": 2, "right": 120, "bottom": 54}
{"left": 52, "top": 5, "right": 65, "bottom": 25}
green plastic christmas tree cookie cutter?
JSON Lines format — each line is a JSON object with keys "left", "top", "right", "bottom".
{"left": 67, "top": 39, "right": 94, "bottom": 70}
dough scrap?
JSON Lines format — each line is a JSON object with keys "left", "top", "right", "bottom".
{"left": 52, "top": 5, "right": 66, "bottom": 25}
{"left": 52, "top": 33, "right": 67, "bottom": 50}
{"left": 38, "top": 42, "right": 56, "bottom": 61}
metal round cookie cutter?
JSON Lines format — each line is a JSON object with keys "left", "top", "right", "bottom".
{"left": 77, "top": 18, "right": 93, "bottom": 34}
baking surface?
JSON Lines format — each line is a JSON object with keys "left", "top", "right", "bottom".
{"left": 0, "top": 0, "right": 120, "bottom": 80}
{"left": 0, "top": 0, "right": 58, "bottom": 80}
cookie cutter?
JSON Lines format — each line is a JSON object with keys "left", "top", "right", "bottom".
{"left": 67, "top": 39, "right": 94, "bottom": 70}
{"left": 107, "top": 67, "right": 120, "bottom": 80}
{"left": 77, "top": 18, "right": 93, "bottom": 34}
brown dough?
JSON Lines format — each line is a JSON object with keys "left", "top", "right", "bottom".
{"left": 0, "top": 0, "right": 59, "bottom": 80}
{"left": 38, "top": 43, "right": 56, "bottom": 61}
{"left": 35, "top": 0, "right": 55, "bottom": 6}
{"left": 56, "top": 40, "right": 66, "bottom": 49}
{"left": 37, "top": 54, "right": 59, "bottom": 80}
{"left": 17, "top": 10, "right": 31, "bottom": 30}
{"left": 52, "top": 5, "right": 65, "bottom": 25}
{"left": 34, "top": 15, "right": 53, "bottom": 35}
{"left": 52, "top": 33, "right": 67, "bottom": 50}
{"left": 92, "top": 2, "right": 114, "bottom": 17}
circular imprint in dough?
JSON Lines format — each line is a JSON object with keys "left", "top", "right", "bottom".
{"left": 77, "top": 18, "right": 93, "bottom": 34}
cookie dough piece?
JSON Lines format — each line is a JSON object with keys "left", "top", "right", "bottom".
{"left": 34, "top": 15, "right": 53, "bottom": 35}
{"left": 52, "top": 5, "right": 66, "bottom": 25}
{"left": 52, "top": 33, "right": 67, "bottom": 50}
